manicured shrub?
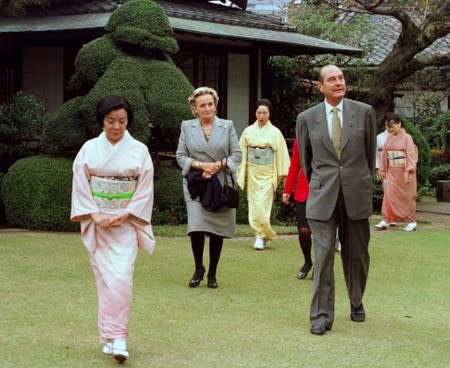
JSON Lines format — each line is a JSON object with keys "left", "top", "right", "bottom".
{"left": 429, "top": 164, "right": 450, "bottom": 188}
{"left": 1, "top": 155, "right": 78, "bottom": 231}
{"left": 153, "top": 165, "right": 187, "bottom": 225}
{"left": 42, "top": 0, "right": 193, "bottom": 156}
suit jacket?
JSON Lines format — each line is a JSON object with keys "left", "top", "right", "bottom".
{"left": 296, "top": 98, "right": 376, "bottom": 221}
{"left": 176, "top": 116, "right": 242, "bottom": 202}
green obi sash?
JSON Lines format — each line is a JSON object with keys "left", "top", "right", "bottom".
{"left": 90, "top": 176, "right": 137, "bottom": 209}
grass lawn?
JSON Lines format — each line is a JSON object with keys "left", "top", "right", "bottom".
{"left": 0, "top": 224, "right": 449, "bottom": 367}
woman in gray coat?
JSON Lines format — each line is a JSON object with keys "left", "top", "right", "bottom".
{"left": 176, "top": 87, "right": 242, "bottom": 288}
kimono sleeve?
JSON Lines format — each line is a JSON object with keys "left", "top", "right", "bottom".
{"left": 71, "top": 145, "right": 98, "bottom": 222}
{"left": 126, "top": 149, "right": 154, "bottom": 225}
{"left": 236, "top": 129, "right": 249, "bottom": 189}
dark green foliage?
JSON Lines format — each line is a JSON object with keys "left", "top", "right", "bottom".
{"left": 403, "top": 119, "right": 431, "bottom": 186}
{"left": 0, "top": 171, "right": 5, "bottom": 224}
{"left": 273, "top": 186, "right": 296, "bottom": 226}
{"left": 428, "top": 111, "right": 450, "bottom": 150}
{"left": 0, "top": 91, "right": 46, "bottom": 169}
{"left": 1, "top": 156, "right": 78, "bottom": 231}
{"left": 236, "top": 187, "right": 249, "bottom": 225}
{"left": 372, "top": 175, "right": 383, "bottom": 213}
{"left": 153, "top": 165, "right": 186, "bottom": 225}
{"left": 106, "top": 0, "right": 178, "bottom": 54}
{"left": 41, "top": 97, "right": 90, "bottom": 155}
{"left": 68, "top": 36, "right": 125, "bottom": 92}
{"left": 429, "top": 164, "right": 450, "bottom": 188}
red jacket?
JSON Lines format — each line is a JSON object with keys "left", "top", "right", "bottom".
{"left": 283, "top": 138, "right": 309, "bottom": 203}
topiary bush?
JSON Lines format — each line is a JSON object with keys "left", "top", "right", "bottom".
{"left": 1, "top": 155, "right": 78, "bottom": 231}
{"left": 403, "top": 118, "right": 431, "bottom": 187}
{"left": 42, "top": 0, "right": 193, "bottom": 155}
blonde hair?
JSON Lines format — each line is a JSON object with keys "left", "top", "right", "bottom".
{"left": 188, "top": 87, "right": 219, "bottom": 116}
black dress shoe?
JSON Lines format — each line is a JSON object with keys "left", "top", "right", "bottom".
{"left": 189, "top": 266, "right": 205, "bottom": 288}
{"left": 310, "top": 324, "right": 327, "bottom": 335}
{"left": 351, "top": 303, "right": 366, "bottom": 322}
{"left": 297, "top": 263, "right": 313, "bottom": 279}
{"left": 207, "top": 275, "right": 218, "bottom": 289}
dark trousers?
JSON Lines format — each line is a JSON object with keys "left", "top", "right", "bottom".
{"left": 308, "top": 190, "right": 370, "bottom": 328}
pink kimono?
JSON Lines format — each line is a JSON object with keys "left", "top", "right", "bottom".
{"left": 71, "top": 130, "right": 155, "bottom": 343}
{"left": 380, "top": 128, "right": 418, "bottom": 223}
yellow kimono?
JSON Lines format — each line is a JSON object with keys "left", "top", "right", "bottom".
{"left": 237, "top": 121, "right": 290, "bottom": 240}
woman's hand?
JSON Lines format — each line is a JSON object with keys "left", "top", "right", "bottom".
{"left": 110, "top": 212, "right": 130, "bottom": 227}
{"left": 91, "top": 212, "right": 111, "bottom": 228}
{"left": 379, "top": 171, "right": 386, "bottom": 181}
{"left": 201, "top": 160, "right": 222, "bottom": 178}
{"left": 282, "top": 193, "right": 290, "bottom": 205}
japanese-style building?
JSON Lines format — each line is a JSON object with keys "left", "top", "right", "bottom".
{"left": 0, "top": 0, "right": 361, "bottom": 135}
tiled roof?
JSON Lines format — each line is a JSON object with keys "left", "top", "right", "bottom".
{"left": 24, "top": 0, "right": 294, "bottom": 32}
{"left": 0, "top": 0, "right": 362, "bottom": 56}
{"left": 342, "top": 13, "right": 450, "bottom": 66}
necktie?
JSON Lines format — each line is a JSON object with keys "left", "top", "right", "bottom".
{"left": 331, "top": 107, "right": 342, "bottom": 159}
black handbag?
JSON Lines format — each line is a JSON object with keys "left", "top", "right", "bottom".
{"left": 221, "top": 169, "right": 239, "bottom": 209}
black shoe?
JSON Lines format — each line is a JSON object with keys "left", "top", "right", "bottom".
{"left": 310, "top": 324, "right": 326, "bottom": 335}
{"left": 310, "top": 321, "right": 331, "bottom": 335}
{"left": 189, "top": 266, "right": 205, "bottom": 288}
{"left": 207, "top": 275, "right": 218, "bottom": 289}
{"left": 351, "top": 303, "right": 366, "bottom": 322}
{"left": 297, "top": 263, "right": 313, "bottom": 279}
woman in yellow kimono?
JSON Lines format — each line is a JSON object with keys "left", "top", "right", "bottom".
{"left": 237, "top": 99, "right": 290, "bottom": 250}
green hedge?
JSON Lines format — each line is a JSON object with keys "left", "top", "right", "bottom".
{"left": 1, "top": 155, "right": 78, "bottom": 231}
{"left": 0, "top": 171, "right": 5, "bottom": 224}
{"left": 2, "top": 157, "right": 327, "bottom": 230}
{"left": 153, "top": 165, "right": 186, "bottom": 225}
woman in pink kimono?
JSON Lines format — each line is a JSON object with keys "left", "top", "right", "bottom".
{"left": 71, "top": 95, "right": 155, "bottom": 363}
{"left": 375, "top": 114, "right": 418, "bottom": 231}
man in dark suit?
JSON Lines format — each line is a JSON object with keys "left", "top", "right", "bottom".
{"left": 296, "top": 64, "right": 376, "bottom": 335}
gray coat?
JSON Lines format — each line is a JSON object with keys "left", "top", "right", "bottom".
{"left": 176, "top": 117, "right": 242, "bottom": 237}
{"left": 296, "top": 98, "right": 376, "bottom": 221}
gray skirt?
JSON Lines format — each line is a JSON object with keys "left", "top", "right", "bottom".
{"left": 186, "top": 199, "right": 236, "bottom": 238}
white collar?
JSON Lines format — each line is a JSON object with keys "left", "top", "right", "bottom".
{"left": 324, "top": 100, "right": 343, "bottom": 115}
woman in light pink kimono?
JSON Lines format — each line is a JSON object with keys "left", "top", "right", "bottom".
{"left": 375, "top": 114, "right": 418, "bottom": 232}
{"left": 71, "top": 95, "right": 155, "bottom": 363}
